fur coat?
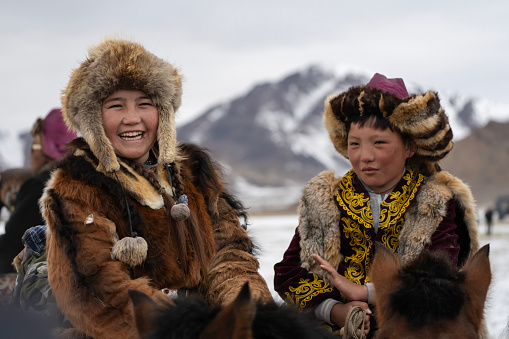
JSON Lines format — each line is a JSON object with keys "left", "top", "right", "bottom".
{"left": 297, "top": 170, "right": 479, "bottom": 286}
{"left": 43, "top": 139, "right": 272, "bottom": 339}
{"left": 274, "top": 169, "right": 479, "bottom": 308}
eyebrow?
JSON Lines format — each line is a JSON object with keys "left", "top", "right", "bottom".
{"left": 103, "top": 96, "right": 152, "bottom": 104}
{"left": 103, "top": 97, "right": 124, "bottom": 104}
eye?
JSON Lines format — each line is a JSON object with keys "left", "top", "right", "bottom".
{"left": 107, "top": 104, "right": 122, "bottom": 109}
{"left": 374, "top": 140, "right": 386, "bottom": 145}
{"left": 349, "top": 142, "right": 359, "bottom": 146}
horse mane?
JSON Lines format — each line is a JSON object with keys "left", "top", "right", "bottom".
{"left": 129, "top": 283, "right": 336, "bottom": 339}
{"left": 389, "top": 250, "right": 465, "bottom": 329}
{"left": 370, "top": 243, "right": 491, "bottom": 337}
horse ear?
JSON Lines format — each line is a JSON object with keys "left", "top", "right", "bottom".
{"left": 460, "top": 244, "right": 492, "bottom": 331}
{"left": 128, "top": 289, "right": 158, "bottom": 337}
{"left": 369, "top": 243, "right": 401, "bottom": 324}
{"left": 200, "top": 282, "right": 256, "bottom": 339}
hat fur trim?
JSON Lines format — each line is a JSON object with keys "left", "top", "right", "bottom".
{"left": 61, "top": 38, "right": 183, "bottom": 172}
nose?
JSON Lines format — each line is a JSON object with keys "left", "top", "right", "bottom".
{"left": 122, "top": 104, "right": 142, "bottom": 125}
{"left": 360, "top": 145, "right": 375, "bottom": 163}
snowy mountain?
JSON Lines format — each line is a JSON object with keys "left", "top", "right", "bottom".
{"left": 177, "top": 65, "right": 509, "bottom": 212}
{"left": 1, "top": 65, "right": 509, "bottom": 212}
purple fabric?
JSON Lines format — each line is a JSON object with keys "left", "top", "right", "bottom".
{"left": 40, "top": 109, "right": 77, "bottom": 160}
{"left": 366, "top": 73, "right": 409, "bottom": 98}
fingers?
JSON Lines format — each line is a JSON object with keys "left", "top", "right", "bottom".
{"left": 312, "top": 254, "right": 336, "bottom": 276}
{"left": 312, "top": 254, "right": 328, "bottom": 266}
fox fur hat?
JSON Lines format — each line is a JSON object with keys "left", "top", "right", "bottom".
{"left": 61, "top": 38, "right": 183, "bottom": 172}
{"left": 323, "top": 73, "right": 453, "bottom": 175}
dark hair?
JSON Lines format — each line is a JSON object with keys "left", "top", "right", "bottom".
{"left": 345, "top": 114, "right": 413, "bottom": 145}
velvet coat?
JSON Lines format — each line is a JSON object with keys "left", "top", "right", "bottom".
{"left": 274, "top": 169, "right": 479, "bottom": 309}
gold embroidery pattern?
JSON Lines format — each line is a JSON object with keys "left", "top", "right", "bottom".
{"left": 286, "top": 274, "right": 333, "bottom": 308}
{"left": 336, "top": 169, "right": 423, "bottom": 283}
{"left": 342, "top": 217, "right": 371, "bottom": 284}
{"left": 337, "top": 170, "right": 372, "bottom": 228}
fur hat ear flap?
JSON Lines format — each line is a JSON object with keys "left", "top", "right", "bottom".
{"left": 323, "top": 94, "right": 349, "bottom": 158}
{"left": 112, "top": 235, "right": 148, "bottom": 267}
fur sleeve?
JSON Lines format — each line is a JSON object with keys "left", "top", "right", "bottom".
{"left": 178, "top": 143, "right": 272, "bottom": 306}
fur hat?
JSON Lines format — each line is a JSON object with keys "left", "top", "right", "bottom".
{"left": 323, "top": 73, "right": 453, "bottom": 175}
{"left": 61, "top": 38, "right": 183, "bottom": 172}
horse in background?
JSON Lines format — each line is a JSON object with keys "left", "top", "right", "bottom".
{"left": 129, "top": 282, "right": 336, "bottom": 339}
{"left": 370, "top": 244, "right": 491, "bottom": 339}
{"left": 0, "top": 168, "right": 33, "bottom": 212}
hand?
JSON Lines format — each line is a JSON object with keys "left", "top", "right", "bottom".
{"left": 330, "top": 301, "right": 371, "bottom": 337}
{"left": 312, "top": 254, "right": 368, "bottom": 302}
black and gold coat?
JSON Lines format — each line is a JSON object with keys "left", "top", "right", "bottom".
{"left": 274, "top": 168, "right": 478, "bottom": 309}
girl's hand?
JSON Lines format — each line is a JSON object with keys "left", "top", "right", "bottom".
{"left": 312, "top": 254, "right": 368, "bottom": 302}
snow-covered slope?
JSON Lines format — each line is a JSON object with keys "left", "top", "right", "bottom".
{"left": 177, "top": 65, "right": 509, "bottom": 211}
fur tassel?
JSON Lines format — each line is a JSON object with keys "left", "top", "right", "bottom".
{"left": 171, "top": 203, "right": 190, "bottom": 221}
{"left": 111, "top": 236, "right": 148, "bottom": 267}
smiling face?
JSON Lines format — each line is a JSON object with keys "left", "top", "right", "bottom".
{"left": 347, "top": 120, "right": 415, "bottom": 194}
{"left": 102, "top": 89, "right": 159, "bottom": 164}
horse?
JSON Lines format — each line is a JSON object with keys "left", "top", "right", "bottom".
{"left": 370, "top": 244, "right": 491, "bottom": 339}
{"left": 129, "top": 282, "right": 336, "bottom": 339}
{"left": 0, "top": 167, "right": 34, "bottom": 212}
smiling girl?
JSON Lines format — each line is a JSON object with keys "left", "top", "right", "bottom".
{"left": 274, "top": 74, "right": 481, "bottom": 337}
{"left": 42, "top": 38, "right": 272, "bottom": 338}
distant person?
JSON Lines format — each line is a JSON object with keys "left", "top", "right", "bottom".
{"left": 0, "top": 109, "right": 76, "bottom": 279}
{"left": 274, "top": 73, "right": 482, "bottom": 337}
{"left": 485, "top": 209, "right": 494, "bottom": 235}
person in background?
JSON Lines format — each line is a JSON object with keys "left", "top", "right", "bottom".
{"left": 42, "top": 38, "right": 272, "bottom": 338}
{"left": 274, "top": 73, "right": 481, "bottom": 338}
{"left": 0, "top": 108, "right": 76, "bottom": 277}
{"left": 485, "top": 208, "right": 494, "bottom": 235}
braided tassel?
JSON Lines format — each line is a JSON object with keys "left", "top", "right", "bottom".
{"left": 165, "top": 164, "right": 190, "bottom": 221}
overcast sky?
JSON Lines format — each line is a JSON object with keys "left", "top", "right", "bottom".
{"left": 2, "top": 0, "right": 508, "bottom": 132}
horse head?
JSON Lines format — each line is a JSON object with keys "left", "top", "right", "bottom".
{"left": 129, "top": 282, "right": 335, "bottom": 339}
{"left": 370, "top": 244, "right": 491, "bottom": 338}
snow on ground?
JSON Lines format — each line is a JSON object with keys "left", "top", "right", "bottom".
{"left": 250, "top": 214, "right": 509, "bottom": 339}
{"left": 2, "top": 210, "right": 508, "bottom": 338}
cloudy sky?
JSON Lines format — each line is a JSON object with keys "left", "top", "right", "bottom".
{"left": 2, "top": 0, "right": 508, "bottom": 132}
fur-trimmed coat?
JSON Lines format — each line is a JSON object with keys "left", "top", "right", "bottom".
{"left": 274, "top": 169, "right": 479, "bottom": 309}
{"left": 43, "top": 139, "right": 272, "bottom": 339}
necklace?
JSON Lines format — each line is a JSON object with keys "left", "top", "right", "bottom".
{"left": 371, "top": 181, "right": 398, "bottom": 195}
{"left": 144, "top": 149, "right": 157, "bottom": 166}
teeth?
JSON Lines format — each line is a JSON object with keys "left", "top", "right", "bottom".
{"left": 119, "top": 132, "right": 143, "bottom": 140}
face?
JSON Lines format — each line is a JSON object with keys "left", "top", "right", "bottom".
{"left": 29, "top": 142, "right": 51, "bottom": 172}
{"left": 347, "top": 122, "right": 415, "bottom": 194}
{"left": 102, "top": 89, "right": 159, "bottom": 164}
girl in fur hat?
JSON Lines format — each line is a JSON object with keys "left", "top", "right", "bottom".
{"left": 274, "top": 74, "right": 481, "bottom": 337}
{"left": 42, "top": 38, "right": 272, "bottom": 338}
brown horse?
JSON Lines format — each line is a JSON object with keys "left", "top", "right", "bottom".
{"left": 129, "top": 282, "right": 336, "bottom": 339}
{"left": 370, "top": 244, "right": 491, "bottom": 339}
{"left": 0, "top": 167, "right": 33, "bottom": 212}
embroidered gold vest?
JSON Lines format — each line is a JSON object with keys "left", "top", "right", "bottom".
{"left": 335, "top": 168, "right": 423, "bottom": 285}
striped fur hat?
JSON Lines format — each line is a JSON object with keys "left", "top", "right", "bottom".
{"left": 323, "top": 73, "right": 453, "bottom": 175}
{"left": 61, "top": 38, "right": 183, "bottom": 173}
